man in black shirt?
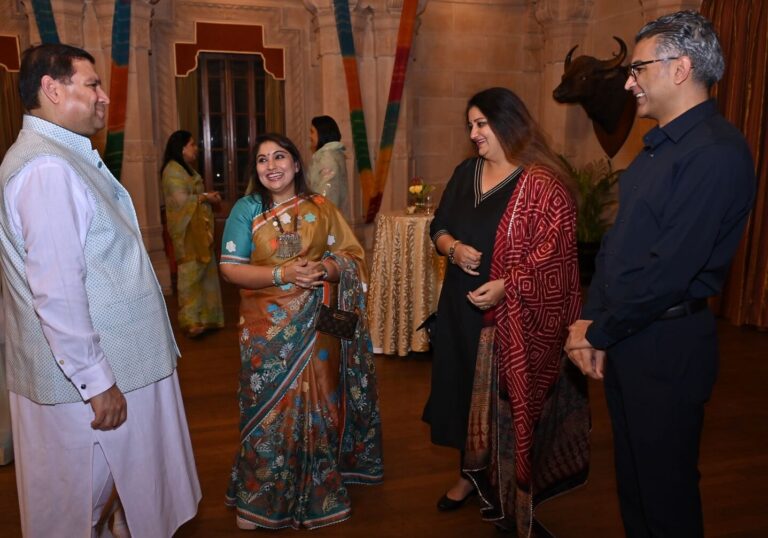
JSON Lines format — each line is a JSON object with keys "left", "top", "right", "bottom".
{"left": 565, "top": 11, "right": 755, "bottom": 538}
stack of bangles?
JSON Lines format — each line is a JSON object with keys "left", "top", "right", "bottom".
{"left": 272, "top": 265, "right": 285, "bottom": 286}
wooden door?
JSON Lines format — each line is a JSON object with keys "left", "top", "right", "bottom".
{"left": 197, "top": 53, "right": 270, "bottom": 248}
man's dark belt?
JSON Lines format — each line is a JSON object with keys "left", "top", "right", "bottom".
{"left": 658, "top": 299, "right": 709, "bottom": 320}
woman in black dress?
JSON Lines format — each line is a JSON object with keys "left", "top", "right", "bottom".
{"left": 423, "top": 89, "right": 530, "bottom": 510}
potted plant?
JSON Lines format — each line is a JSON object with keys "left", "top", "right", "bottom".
{"left": 559, "top": 156, "right": 622, "bottom": 284}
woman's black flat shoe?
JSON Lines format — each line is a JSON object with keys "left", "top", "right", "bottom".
{"left": 436, "top": 488, "right": 477, "bottom": 512}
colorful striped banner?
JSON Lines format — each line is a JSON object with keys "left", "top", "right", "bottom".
{"left": 333, "top": 0, "right": 419, "bottom": 222}
{"left": 332, "top": 0, "right": 376, "bottom": 220}
{"left": 370, "top": 0, "right": 418, "bottom": 221}
{"left": 30, "top": 0, "right": 59, "bottom": 44}
{"left": 104, "top": 0, "right": 131, "bottom": 181}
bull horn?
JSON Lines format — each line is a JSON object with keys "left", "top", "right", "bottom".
{"left": 600, "top": 36, "right": 627, "bottom": 70}
{"left": 564, "top": 45, "right": 578, "bottom": 69}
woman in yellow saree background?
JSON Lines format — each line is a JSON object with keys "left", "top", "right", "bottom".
{"left": 161, "top": 130, "right": 224, "bottom": 337}
{"left": 219, "top": 133, "right": 382, "bottom": 530}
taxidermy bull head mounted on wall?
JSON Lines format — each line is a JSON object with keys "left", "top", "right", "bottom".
{"left": 552, "top": 36, "right": 636, "bottom": 158}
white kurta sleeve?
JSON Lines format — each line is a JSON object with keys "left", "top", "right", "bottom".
{"left": 5, "top": 156, "right": 115, "bottom": 401}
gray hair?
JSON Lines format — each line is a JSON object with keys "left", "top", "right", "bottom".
{"left": 636, "top": 10, "right": 724, "bottom": 88}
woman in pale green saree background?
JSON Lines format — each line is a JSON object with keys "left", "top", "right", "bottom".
{"left": 161, "top": 130, "right": 224, "bottom": 337}
{"left": 308, "top": 115, "right": 349, "bottom": 220}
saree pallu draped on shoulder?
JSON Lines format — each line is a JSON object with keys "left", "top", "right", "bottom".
{"left": 463, "top": 167, "right": 590, "bottom": 536}
{"left": 226, "top": 196, "right": 382, "bottom": 530}
{"left": 465, "top": 335, "right": 590, "bottom": 536}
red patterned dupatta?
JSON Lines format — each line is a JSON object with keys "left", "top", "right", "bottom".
{"left": 464, "top": 167, "right": 590, "bottom": 536}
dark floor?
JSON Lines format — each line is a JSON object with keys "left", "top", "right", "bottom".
{"left": 1, "top": 283, "right": 767, "bottom": 536}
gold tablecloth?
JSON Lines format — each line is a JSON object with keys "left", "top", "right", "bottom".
{"left": 367, "top": 210, "right": 446, "bottom": 356}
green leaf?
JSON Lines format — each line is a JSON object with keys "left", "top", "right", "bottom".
{"left": 558, "top": 154, "right": 622, "bottom": 243}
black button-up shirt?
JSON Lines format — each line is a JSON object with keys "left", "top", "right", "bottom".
{"left": 584, "top": 99, "right": 755, "bottom": 349}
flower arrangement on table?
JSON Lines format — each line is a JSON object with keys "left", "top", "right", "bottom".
{"left": 406, "top": 176, "right": 435, "bottom": 214}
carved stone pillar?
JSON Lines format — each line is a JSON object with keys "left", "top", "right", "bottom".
{"left": 17, "top": 0, "right": 40, "bottom": 44}
{"left": 372, "top": 1, "right": 410, "bottom": 216}
{"left": 313, "top": 9, "right": 350, "bottom": 128}
{"left": 534, "top": 0, "right": 594, "bottom": 158}
{"left": 126, "top": 1, "right": 170, "bottom": 292}
{"left": 0, "top": 0, "right": 29, "bottom": 51}
{"left": 309, "top": 6, "right": 364, "bottom": 223}
{"left": 350, "top": 2, "right": 377, "bottom": 236}
{"left": 95, "top": 0, "right": 170, "bottom": 292}
{"left": 53, "top": 0, "right": 86, "bottom": 45}
{"left": 19, "top": 0, "right": 101, "bottom": 48}
{"left": 149, "top": 2, "right": 179, "bottom": 151}
{"left": 92, "top": 0, "right": 115, "bottom": 155}
{"left": 640, "top": 0, "right": 702, "bottom": 21}
{"left": 304, "top": 0, "right": 416, "bottom": 237}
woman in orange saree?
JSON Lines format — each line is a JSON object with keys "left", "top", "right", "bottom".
{"left": 220, "top": 133, "right": 382, "bottom": 530}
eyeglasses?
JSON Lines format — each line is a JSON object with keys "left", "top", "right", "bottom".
{"left": 628, "top": 57, "right": 680, "bottom": 79}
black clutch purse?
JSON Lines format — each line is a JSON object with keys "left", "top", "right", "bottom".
{"left": 316, "top": 304, "right": 359, "bottom": 340}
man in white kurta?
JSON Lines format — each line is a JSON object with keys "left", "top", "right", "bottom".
{"left": 0, "top": 44, "right": 201, "bottom": 537}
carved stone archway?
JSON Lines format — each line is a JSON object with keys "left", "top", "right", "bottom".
{"left": 151, "top": 2, "right": 312, "bottom": 163}
{"left": 173, "top": 21, "right": 286, "bottom": 79}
